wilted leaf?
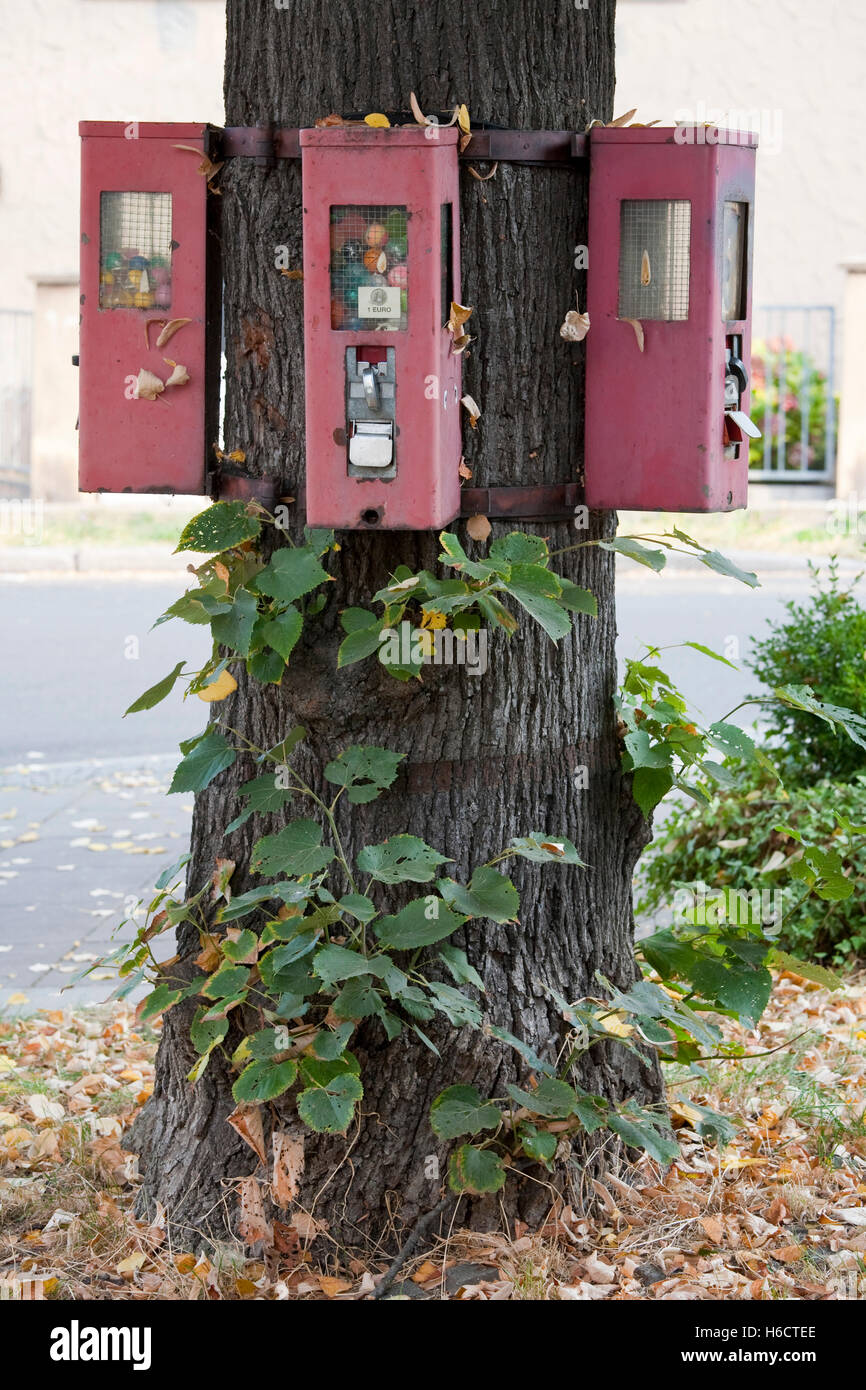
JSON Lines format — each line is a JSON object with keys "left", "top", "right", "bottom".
{"left": 237, "top": 1175, "right": 271, "bottom": 1246}
{"left": 155, "top": 318, "right": 192, "bottom": 349}
{"left": 622, "top": 318, "right": 645, "bottom": 351}
{"left": 461, "top": 395, "right": 482, "bottom": 427}
{"left": 227, "top": 1104, "right": 267, "bottom": 1167}
{"left": 164, "top": 360, "right": 190, "bottom": 387}
{"left": 272, "top": 1131, "right": 305, "bottom": 1207}
{"left": 135, "top": 369, "right": 164, "bottom": 401}
{"left": 466, "top": 514, "right": 491, "bottom": 542}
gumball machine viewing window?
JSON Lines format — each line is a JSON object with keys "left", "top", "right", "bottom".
{"left": 98, "top": 191, "right": 173, "bottom": 311}
{"left": 330, "top": 205, "right": 408, "bottom": 331}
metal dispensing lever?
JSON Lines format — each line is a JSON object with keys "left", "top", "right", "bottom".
{"left": 362, "top": 365, "right": 381, "bottom": 411}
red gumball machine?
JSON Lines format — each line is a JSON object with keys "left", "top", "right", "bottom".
{"left": 78, "top": 122, "right": 220, "bottom": 494}
{"left": 584, "top": 126, "right": 759, "bottom": 512}
{"left": 300, "top": 125, "right": 463, "bottom": 529}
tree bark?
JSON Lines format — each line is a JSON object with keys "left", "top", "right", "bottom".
{"left": 129, "top": 0, "right": 664, "bottom": 1252}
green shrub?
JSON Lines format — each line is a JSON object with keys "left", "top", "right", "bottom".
{"left": 747, "top": 559, "right": 866, "bottom": 782}
{"left": 636, "top": 766, "right": 866, "bottom": 965}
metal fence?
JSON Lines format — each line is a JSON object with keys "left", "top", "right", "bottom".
{"left": 749, "top": 305, "right": 836, "bottom": 484}
{"left": 0, "top": 311, "right": 33, "bottom": 498}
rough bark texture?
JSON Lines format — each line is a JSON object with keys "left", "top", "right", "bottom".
{"left": 130, "top": 0, "right": 663, "bottom": 1252}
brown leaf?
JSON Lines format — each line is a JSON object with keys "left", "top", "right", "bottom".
{"left": 458, "top": 458, "right": 472, "bottom": 481}
{"left": 409, "top": 91, "right": 431, "bottom": 128}
{"left": 460, "top": 394, "right": 482, "bottom": 428}
{"left": 608, "top": 108, "right": 638, "bottom": 127}
{"left": 155, "top": 318, "right": 192, "bottom": 350}
{"left": 459, "top": 132, "right": 473, "bottom": 154}
{"left": 560, "top": 308, "right": 590, "bottom": 342}
{"left": 134, "top": 369, "right": 164, "bottom": 401}
{"left": 768, "top": 1244, "right": 803, "bottom": 1263}
{"left": 211, "top": 857, "right": 235, "bottom": 903}
{"left": 701, "top": 1214, "right": 725, "bottom": 1244}
{"left": 318, "top": 1275, "right": 353, "bottom": 1297}
{"left": 227, "top": 1105, "right": 267, "bottom": 1167}
{"left": 445, "top": 301, "right": 474, "bottom": 335}
{"left": 164, "top": 360, "right": 190, "bottom": 387}
{"left": 237, "top": 1175, "right": 271, "bottom": 1246}
{"left": 640, "top": 250, "right": 652, "bottom": 286}
{"left": 280, "top": 268, "right": 304, "bottom": 280}
{"left": 467, "top": 161, "right": 499, "bottom": 182}
{"left": 315, "top": 112, "right": 348, "bottom": 128}
{"left": 194, "top": 935, "right": 222, "bottom": 973}
{"left": 272, "top": 1131, "right": 305, "bottom": 1208}
{"left": 466, "top": 514, "right": 491, "bottom": 542}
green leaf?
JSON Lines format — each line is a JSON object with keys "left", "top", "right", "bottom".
{"left": 267, "top": 931, "right": 322, "bottom": 972}
{"left": 324, "top": 745, "right": 405, "bottom": 804}
{"left": 225, "top": 772, "right": 294, "bottom": 834}
{"left": 557, "top": 579, "right": 598, "bottom": 617}
{"left": 706, "top": 720, "right": 756, "bottom": 761}
{"left": 333, "top": 976, "right": 384, "bottom": 1020}
{"left": 430, "top": 1085, "right": 501, "bottom": 1140}
{"left": 683, "top": 641, "right": 738, "bottom": 669}
{"left": 690, "top": 957, "right": 773, "bottom": 1027}
{"left": 624, "top": 729, "right": 673, "bottom": 770}
{"left": 631, "top": 766, "right": 674, "bottom": 817}
{"left": 175, "top": 501, "right": 262, "bottom": 554}
{"left": 768, "top": 949, "right": 843, "bottom": 991}
{"left": 255, "top": 547, "right": 330, "bottom": 604}
{"left": 504, "top": 564, "right": 572, "bottom": 641}
{"left": 312, "top": 944, "right": 381, "bottom": 988}
{"left": 774, "top": 685, "right": 866, "bottom": 753}
{"left": 427, "top": 981, "right": 482, "bottom": 1028}
{"left": 124, "top": 661, "right": 186, "bottom": 716}
{"left": 639, "top": 928, "right": 701, "bottom": 982}
{"left": 518, "top": 1123, "right": 557, "bottom": 1166}
{"left": 600, "top": 537, "right": 666, "bottom": 572}
{"left": 217, "top": 883, "right": 310, "bottom": 922}
{"left": 489, "top": 533, "right": 550, "bottom": 567}
{"left": 168, "top": 732, "right": 237, "bottom": 794}
{"left": 608, "top": 1107, "right": 679, "bottom": 1165}
{"left": 509, "top": 833, "right": 585, "bottom": 866}
{"left": 487, "top": 1024, "right": 557, "bottom": 1077}
{"left": 337, "top": 618, "right": 385, "bottom": 668}
{"left": 155, "top": 852, "right": 191, "bottom": 891}
{"left": 338, "top": 894, "right": 377, "bottom": 923}
{"left": 312, "top": 1023, "right": 355, "bottom": 1060}
{"left": 439, "top": 532, "right": 496, "bottom": 581}
{"left": 505, "top": 1076, "right": 578, "bottom": 1119}
{"left": 297, "top": 1071, "right": 363, "bottom": 1134}
{"left": 437, "top": 865, "right": 519, "bottom": 923}
{"left": 220, "top": 929, "right": 257, "bottom": 963}
{"left": 438, "top": 944, "right": 484, "bottom": 991}
{"left": 210, "top": 588, "right": 259, "bottom": 656}
{"left": 374, "top": 897, "right": 465, "bottom": 949}
{"left": 357, "top": 835, "right": 451, "bottom": 884}
{"left": 201, "top": 963, "right": 250, "bottom": 1000}
{"left": 265, "top": 727, "right": 307, "bottom": 763}
{"left": 156, "top": 590, "right": 216, "bottom": 627}
{"left": 448, "top": 1145, "right": 507, "bottom": 1195}
{"left": 139, "top": 983, "right": 183, "bottom": 1022}
{"left": 260, "top": 605, "right": 303, "bottom": 661}
{"left": 698, "top": 549, "right": 759, "bottom": 588}
{"left": 252, "top": 819, "right": 334, "bottom": 878}
{"left": 247, "top": 648, "right": 286, "bottom": 685}
{"left": 232, "top": 1058, "right": 298, "bottom": 1104}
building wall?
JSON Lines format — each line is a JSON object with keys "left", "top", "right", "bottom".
{"left": 0, "top": 0, "right": 225, "bottom": 310}
{"left": 615, "top": 0, "right": 866, "bottom": 312}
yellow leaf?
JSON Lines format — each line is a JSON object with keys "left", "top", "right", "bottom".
{"left": 446, "top": 302, "right": 473, "bottom": 335}
{"left": 175, "top": 1253, "right": 197, "bottom": 1274}
{"left": 420, "top": 610, "right": 447, "bottom": 631}
{"left": 3, "top": 997, "right": 26, "bottom": 1009}
{"left": 593, "top": 1010, "right": 634, "bottom": 1039}
{"left": 457, "top": 104, "right": 471, "bottom": 135}
{"left": 235, "top": 1277, "right": 258, "bottom": 1297}
{"left": 196, "top": 669, "right": 238, "bottom": 703}
{"left": 4, "top": 1126, "right": 33, "bottom": 1149}
{"left": 117, "top": 1250, "right": 147, "bottom": 1276}
{"left": 318, "top": 1275, "right": 353, "bottom": 1297}
{"left": 364, "top": 113, "right": 391, "bottom": 128}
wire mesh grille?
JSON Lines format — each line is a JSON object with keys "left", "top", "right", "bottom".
{"left": 330, "top": 206, "right": 408, "bottom": 330}
{"left": 99, "top": 192, "right": 173, "bottom": 310}
{"left": 618, "top": 199, "right": 691, "bottom": 321}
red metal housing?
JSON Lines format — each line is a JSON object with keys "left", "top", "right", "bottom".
{"left": 78, "top": 122, "right": 218, "bottom": 494}
{"left": 585, "top": 127, "right": 758, "bottom": 512}
{"left": 300, "top": 126, "right": 462, "bottom": 530}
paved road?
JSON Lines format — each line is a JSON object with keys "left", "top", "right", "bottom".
{"left": 0, "top": 558, "right": 851, "bottom": 1009}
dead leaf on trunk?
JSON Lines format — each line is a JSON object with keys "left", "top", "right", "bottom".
{"left": 272, "top": 1131, "right": 305, "bottom": 1208}
{"left": 466, "top": 514, "right": 491, "bottom": 542}
{"left": 467, "top": 162, "right": 498, "bottom": 182}
{"left": 227, "top": 1106, "right": 267, "bottom": 1168}
{"left": 458, "top": 457, "right": 472, "bottom": 481}
{"left": 560, "top": 300, "right": 591, "bottom": 342}
{"left": 461, "top": 395, "right": 482, "bottom": 428}
{"left": 237, "top": 1175, "right": 271, "bottom": 1247}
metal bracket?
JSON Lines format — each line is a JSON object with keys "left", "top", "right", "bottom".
{"left": 460, "top": 483, "right": 582, "bottom": 521}
{"left": 212, "top": 124, "right": 587, "bottom": 166}
{"left": 210, "top": 471, "right": 281, "bottom": 509}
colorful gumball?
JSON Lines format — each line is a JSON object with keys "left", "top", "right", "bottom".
{"left": 384, "top": 240, "right": 406, "bottom": 263}
{"left": 154, "top": 285, "right": 171, "bottom": 308}
{"left": 365, "top": 222, "right": 387, "bottom": 248}
{"left": 387, "top": 264, "right": 408, "bottom": 289}
{"left": 341, "top": 238, "right": 363, "bottom": 265}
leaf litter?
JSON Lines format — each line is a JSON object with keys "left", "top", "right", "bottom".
{"left": 1, "top": 970, "right": 866, "bottom": 1299}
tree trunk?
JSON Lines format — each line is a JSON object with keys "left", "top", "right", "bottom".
{"left": 129, "top": 0, "right": 664, "bottom": 1252}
